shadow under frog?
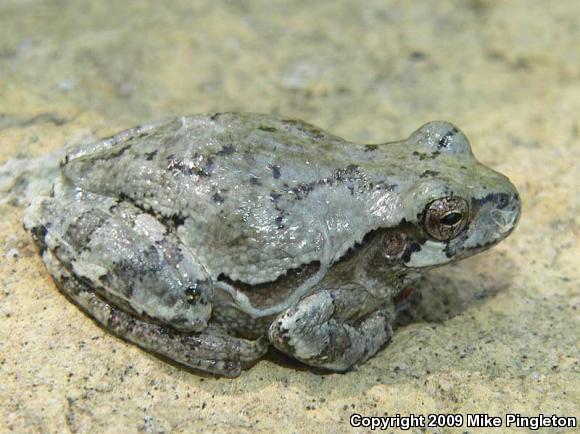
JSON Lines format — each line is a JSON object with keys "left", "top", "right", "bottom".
{"left": 21, "top": 113, "right": 521, "bottom": 377}
{"left": 266, "top": 251, "right": 517, "bottom": 375}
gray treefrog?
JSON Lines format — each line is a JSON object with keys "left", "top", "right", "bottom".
{"left": 23, "top": 113, "right": 520, "bottom": 377}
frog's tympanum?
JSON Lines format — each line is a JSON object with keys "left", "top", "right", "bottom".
{"left": 24, "top": 113, "right": 520, "bottom": 377}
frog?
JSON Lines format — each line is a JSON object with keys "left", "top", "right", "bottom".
{"left": 23, "top": 112, "right": 521, "bottom": 377}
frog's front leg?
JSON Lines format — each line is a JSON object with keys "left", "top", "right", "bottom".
{"left": 268, "top": 286, "right": 392, "bottom": 371}
{"left": 24, "top": 191, "right": 266, "bottom": 377}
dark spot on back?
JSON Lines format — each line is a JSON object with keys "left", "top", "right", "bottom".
{"left": 275, "top": 215, "right": 285, "bottom": 229}
{"left": 420, "top": 170, "right": 440, "bottom": 178}
{"left": 203, "top": 157, "right": 214, "bottom": 176}
{"left": 287, "top": 181, "right": 317, "bottom": 199}
{"left": 409, "top": 51, "right": 427, "bottom": 61}
{"left": 258, "top": 125, "right": 277, "bottom": 133}
{"left": 412, "top": 151, "right": 440, "bottom": 160}
{"left": 365, "top": 144, "right": 378, "bottom": 152}
{"left": 281, "top": 120, "right": 326, "bottom": 139}
{"left": 217, "top": 145, "right": 236, "bottom": 156}
{"left": 270, "top": 192, "right": 282, "bottom": 203}
{"left": 374, "top": 180, "right": 397, "bottom": 191}
{"left": 108, "top": 144, "right": 131, "bottom": 159}
{"left": 159, "top": 213, "right": 187, "bottom": 229}
{"left": 145, "top": 150, "right": 158, "bottom": 160}
{"left": 249, "top": 175, "right": 261, "bottom": 185}
{"left": 270, "top": 165, "right": 281, "bottom": 179}
{"left": 212, "top": 193, "right": 225, "bottom": 204}
{"left": 285, "top": 166, "right": 388, "bottom": 199}
{"left": 167, "top": 153, "right": 214, "bottom": 177}
{"left": 167, "top": 158, "right": 194, "bottom": 175}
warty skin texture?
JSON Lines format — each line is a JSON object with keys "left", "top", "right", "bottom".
{"left": 24, "top": 113, "right": 520, "bottom": 376}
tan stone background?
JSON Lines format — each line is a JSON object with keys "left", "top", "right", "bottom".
{"left": 0, "top": 0, "right": 578, "bottom": 432}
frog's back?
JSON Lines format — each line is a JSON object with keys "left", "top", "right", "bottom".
{"left": 62, "top": 113, "right": 406, "bottom": 284}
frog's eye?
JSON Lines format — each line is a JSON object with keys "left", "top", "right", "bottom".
{"left": 423, "top": 197, "right": 469, "bottom": 241}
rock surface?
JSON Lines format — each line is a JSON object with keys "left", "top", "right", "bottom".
{"left": 0, "top": 0, "right": 578, "bottom": 432}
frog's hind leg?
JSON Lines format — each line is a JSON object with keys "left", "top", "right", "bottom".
{"left": 268, "top": 286, "right": 392, "bottom": 372}
{"left": 25, "top": 195, "right": 266, "bottom": 377}
{"left": 24, "top": 190, "right": 215, "bottom": 332}
{"left": 31, "top": 245, "right": 266, "bottom": 377}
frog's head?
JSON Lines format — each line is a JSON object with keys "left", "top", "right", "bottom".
{"left": 386, "top": 121, "right": 521, "bottom": 269}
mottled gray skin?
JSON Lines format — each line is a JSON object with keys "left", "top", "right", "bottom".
{"left": 23, "top": 113, "right": 520, "bottom": 377}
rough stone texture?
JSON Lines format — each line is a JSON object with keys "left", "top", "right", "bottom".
{"left": 0, "top": 0, "right": 578, "bottom": 433}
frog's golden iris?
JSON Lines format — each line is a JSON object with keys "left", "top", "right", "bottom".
{"left": 423, "top": 197, "right": 469, "bottom": 241}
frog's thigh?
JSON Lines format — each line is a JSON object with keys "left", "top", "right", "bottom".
{"left": 268, "top": 287, "right": 392, "bottom": 371}
{"left": 40, "top": 247, "right": 266, "bottom": 377}
{"left": 25, "top": 194, "right": 213, "bottom": 332}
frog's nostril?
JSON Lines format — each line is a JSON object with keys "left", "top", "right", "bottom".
{"left": 490, "top": 209, "right": 517, "bottom": 233}
{"left": 490, "top": 209, "right": 507, "bottom": 226}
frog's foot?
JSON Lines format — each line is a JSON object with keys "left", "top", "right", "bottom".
{"left": 268, "top": 287, "right": 392, "bottom": 371}
{"left": 42, "top": 248, "right": 267, "bottom": 377}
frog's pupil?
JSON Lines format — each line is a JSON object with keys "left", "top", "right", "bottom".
{"left": 440, "top": 212, "right": 462, "bottom": 226}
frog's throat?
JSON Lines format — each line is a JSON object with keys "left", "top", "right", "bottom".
{"left": 215, "top": 225, "right": 334, "bottom": 318}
